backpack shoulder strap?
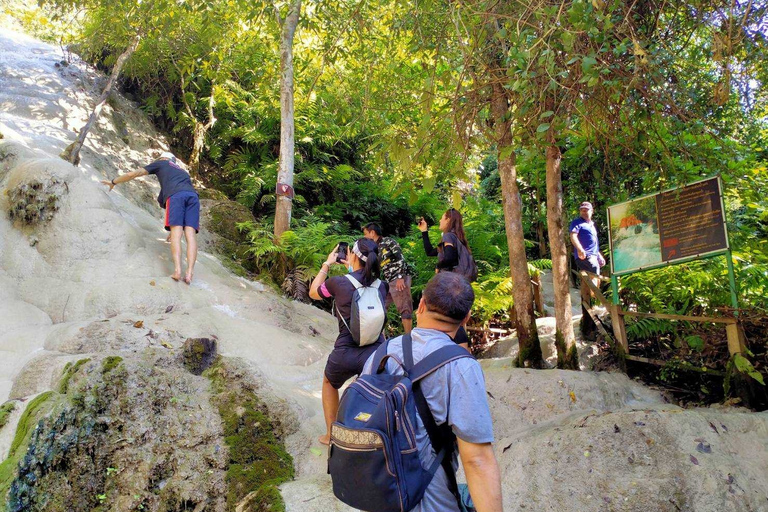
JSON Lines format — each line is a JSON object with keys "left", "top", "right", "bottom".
{"left": 403, "top": 333, "right": 473, "bottom": 508}
{"left": 371, "top": 338, "right": 391, "bottom": 373}
{"left": 344, "top": 274, "right": 363, "bottom": 289}
{"left": 410, "top": 345, "right": 474, "bottom": 383}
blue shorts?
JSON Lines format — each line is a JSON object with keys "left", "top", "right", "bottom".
{"left": 165, "top": 191, "right": 200, "bottom": 233}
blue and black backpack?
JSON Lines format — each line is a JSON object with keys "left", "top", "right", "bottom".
{"left": 328, "top": 333, "right": 473, "bottom": 512}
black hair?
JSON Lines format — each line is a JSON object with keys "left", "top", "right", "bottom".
{"left": 444, "top": 208, "right": 472, "bottom": 255}
{"left": 423, "top": 272, "right": 475, "bottom": 323}
{"left": 362, "top": 223, "right": 382, "bottom": 237}
{"left": 355, "top": 237, "right": 381, "bottom": 286}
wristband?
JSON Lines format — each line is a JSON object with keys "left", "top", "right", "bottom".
{"left": 111, "top": 179, "right": 116, "bottom": 185}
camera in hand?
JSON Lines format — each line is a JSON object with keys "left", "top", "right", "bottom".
{"left": 336, "top": 242, "right": 349, "bottom": 263}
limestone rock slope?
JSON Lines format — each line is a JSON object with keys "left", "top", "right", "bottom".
{"left": 1, "top": 26, "right": 767, "bottom": 512}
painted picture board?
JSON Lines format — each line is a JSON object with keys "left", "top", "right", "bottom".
{"left": 607, "top": 177, "right": 728, "bottom": 275}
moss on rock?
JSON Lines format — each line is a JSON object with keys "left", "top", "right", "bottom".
{"left": 58, "top": 358, "right": 91, "bottom": 394}
{"left": 200, "top": 194, "right": 256, "bottom": 277}
{"left": 198, "top": 188, "right": 229, "bottom": 201}
{"left": 101, "top": 356, "right": 123, "bottom": 374}
{"left": 0, "top": 391, "right": 57, "bottom": 501}
{"left": 205, "top": 361, "right": 294, "bottom": 511}
{"left": 5, "top": 356, "right": 228, "bottom": 512}
{"left": 0, "top": 402, "right": 15, "bottom": 430}
{"left": 183, "top": 337, "right": 218, "bottom": 375}
{"left": 207, "top": 201, "right": 252, "bottom": 244}
{"left": 7, "top": 178, "right": 68, "bottom": 226}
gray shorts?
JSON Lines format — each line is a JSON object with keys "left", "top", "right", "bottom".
{"left": 385, "top": 275, "right": 413, "bottom": 320}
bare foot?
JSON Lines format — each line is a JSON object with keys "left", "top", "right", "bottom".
{"left": 171, "top": 272, "right": 181, "bottom": 281}
{"left": 184, "top": 272, "right": 193, "bottom": 285}
{"left": 318, "top": 434, "right": 330, "bottom": 446}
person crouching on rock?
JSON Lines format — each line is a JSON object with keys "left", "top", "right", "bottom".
{"left": 309, "top": 238, "right": 388, "bottom": 446}
{"left": 102, "top": 151, "right": 200, "bottom": 284}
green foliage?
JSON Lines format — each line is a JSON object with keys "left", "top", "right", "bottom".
{"left": 23, "top": 0, "right": 767, "bottom": 356}
{"left": 626, "top": 317, "right": 677, "bottom": 342}
{"left": 238, "top": 218, "right": 345, "bottom": 284}
{"left": 732, "top": 354, "right": 766, "bottom": 386}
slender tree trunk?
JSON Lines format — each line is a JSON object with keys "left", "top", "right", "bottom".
{"left": 490, "top": 82, "right": 542, "bottom": 368}
{"left": 188, "top": 92, "right": 216, "bottom": 174}
{"left": 546, "top": 143, "right": 578, "bottom": 369}
{"left": 534, "top": 184, "right": 547, "bottom": 258}
{"left": 61, "top": 35, "right": 140, "bottom": 166}
{"left": 273, "top": 0, "right": 301, "bottom": 239}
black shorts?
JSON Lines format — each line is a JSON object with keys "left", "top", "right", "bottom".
{"left": 325, "top": 342, "right": 382, "bottom": 389}
{"left": 575, "top": 255, "right": 600, "bottom": 275}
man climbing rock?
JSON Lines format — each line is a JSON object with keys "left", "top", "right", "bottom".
{"left": 102, "top": 151, "right": 199, "bottom": 283}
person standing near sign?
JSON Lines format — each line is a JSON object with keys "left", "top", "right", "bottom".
{"left": 570, "top": 201, "right": 606, "bottom": 278}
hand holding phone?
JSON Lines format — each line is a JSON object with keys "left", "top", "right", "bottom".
{"left": 417, "top": 217, "right": 428, "bottom": 232}
{"left": 336, "top": 242, "right": 349, "bottom": 263}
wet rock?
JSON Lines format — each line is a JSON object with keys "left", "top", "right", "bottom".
{"left": 183, "top": 337, "right": 218, "bottom": 375}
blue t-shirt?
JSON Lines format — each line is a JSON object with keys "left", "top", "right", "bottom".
{"left": 570, "top": 217, "right": 600, "bottom": 257}
{"left": 144, "top": 160, "right": 197, "bottom": 208}
{"left": 362, "top": 328, "right": 494, "bottom": 512}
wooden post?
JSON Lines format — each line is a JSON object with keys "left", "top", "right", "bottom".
{"left": 610, "top": 305, "right": 628, "bottom": 352}
{"left": 579, "top": 278, "right": 596, "bottom": 340}
{"left": 531, "top": 274, "right": 544, "bottom": 316}
{"left": 726, "top": 322, "right": 747, "bottom": 356}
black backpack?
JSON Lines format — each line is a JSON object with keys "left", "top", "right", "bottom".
{"left": 443, "top": 233, "right": 478, "bottom": 282}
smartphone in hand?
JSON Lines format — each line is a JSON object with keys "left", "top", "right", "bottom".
{"left": 336, "top": 242, "right": 349, "bottom": 263}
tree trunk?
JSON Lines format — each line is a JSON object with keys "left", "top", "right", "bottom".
{"left": 188, "top": 90, "right": 216, "bottom": 175}
{"left": 61, "top": 35, "right": 140, "bottom": 166}
{"left": 533, "top": 186, "right": 547, "bottom": 258}
{"left": 546, "top": 144, "right": 578, "bottom": 370}
{"left": 490, "top": 82, "right": 542, "bottom": 368}
{"left": 273, "top": 0, "right": 301, "bottom": 239}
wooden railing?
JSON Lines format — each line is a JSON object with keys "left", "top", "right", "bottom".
{"left": 574, "top": 270, "right": 746, "bottom": 364}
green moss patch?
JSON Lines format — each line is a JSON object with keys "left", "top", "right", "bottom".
{"left": 58, "top": 358, "right": 91, "bottom": 394}
{"left": 101, "top": 356, "right": 123, "bottom": 374}
{"left": 554, "top": 332, "right": 579, "bottom": 370}
{"left": 205, "top": 361, "right": 294, "bottom": 511}
{"left": 0, "top": 402, "right": 16, "bottom": 430}
{"left": 0, "top": 391, "right": 57, "bottom": 501}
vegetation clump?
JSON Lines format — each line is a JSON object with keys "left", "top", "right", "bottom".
{"left": 7, "top": 178, "right": 67, "bottom": 226}
{"left": 183, "top": 337, "right": 218, "bottom": 375}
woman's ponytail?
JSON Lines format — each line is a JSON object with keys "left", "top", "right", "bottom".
{"left": 355, "top": 238, "right": 381, "bottom": 286}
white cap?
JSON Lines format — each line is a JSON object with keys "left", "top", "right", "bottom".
{"left": 159, "top": 151, "right": 176, "bottom": 162}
